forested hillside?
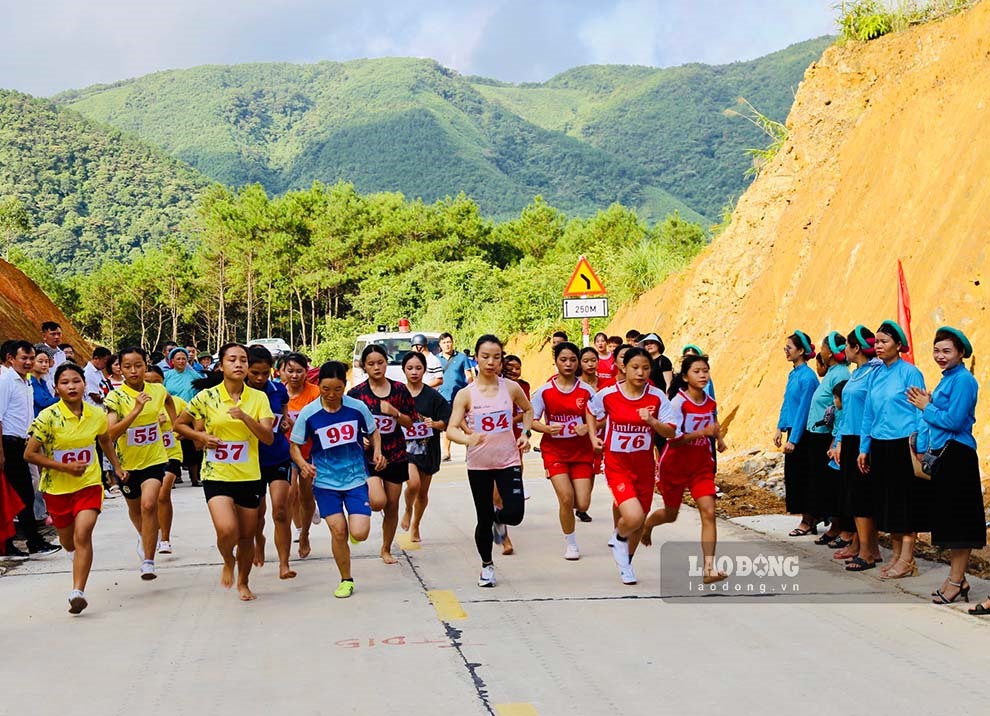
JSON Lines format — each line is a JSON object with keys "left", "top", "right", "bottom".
{"left": 0, "top": 91, "right": 209, "bottom": 272}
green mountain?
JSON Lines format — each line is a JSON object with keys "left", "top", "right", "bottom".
{"left": 0, "top": 90, "right": 210, "bottom": 272}
{"left": 472, "top": 37, "right": 833, "bottom": 218}
{"left": 54, "top": 39, "right": 830, "bottom": 223}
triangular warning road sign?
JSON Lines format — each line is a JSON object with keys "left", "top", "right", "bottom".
{"left": 563, "top": 256, "right": 606, "bottom": 297}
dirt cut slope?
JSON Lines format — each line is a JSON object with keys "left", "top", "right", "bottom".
{"left": 0, "top": 260, "right": 91, "bottom": 361}
{"left": 609, "top": 2, "right": 990, "bottom": 463}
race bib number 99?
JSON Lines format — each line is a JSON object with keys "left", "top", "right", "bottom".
{"left": 404, "top": 421, "right": 431, "bottom": 440}
{"left": 53, "top": 448, "right": 94, "bottom": 466}
{"left": 207, "top": 441, "right": 249, "bottom": 464}
{"left": 550, "top": 417, "right": 583, "bottom": 439}
{"left": 608, "top": 428, "right": 651, "bottom": 453}
{"left": 316, "top": 421, "right": 359, "bottom": 450}
{"left": 375, "top": 415, "right": 397, "bottom": 434}
{"left": 475, "top": 410, "right": 512, "bottom": 434}
{"left": 127, "top": 424, "right": 160, "bottom": 447}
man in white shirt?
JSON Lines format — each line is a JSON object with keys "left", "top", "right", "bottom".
{"left": 0, "top": 340, "right": 60, "bottom": 557}
{"left": 83, "top": 347, "right": 112, "bottom": 407}
{"left": 410, "top": 334, "right": 444, "bottom": 389}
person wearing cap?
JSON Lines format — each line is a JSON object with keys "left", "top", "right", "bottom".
{"left": 163, "top": 347, "right": 198, "bottom": 403}
{"left": 679, "top": 344, "right": 715, "bottom": 400}
{"left": 410, "top": 335, "right": 443, "bottom": 389}
{"left": 775, "top": 330, "right": 820, "bottom": 537}
{"left": 639, "top": 333, "right": 673, "bottom": 393}
{"left": 857, "top": 320, "right": 928, "bottom": 579}
{"left": 904, "top": 327, "right": 984, "bottom": 605}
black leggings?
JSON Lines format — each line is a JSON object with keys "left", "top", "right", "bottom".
{"left": 468, "top": 466, "right": 525, "bottom": 563}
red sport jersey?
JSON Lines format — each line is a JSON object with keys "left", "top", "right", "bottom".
{"left": 657, "top": 390, "right": 718, "bottom": 509}
{"left": 531, "top": 378, "right": 596, "bottom": 468}
{"left": 596, "top": 353, "right": 617, "bottom": 390}
{"left": 590, "top": 384, "right": 676, "bottom": 511}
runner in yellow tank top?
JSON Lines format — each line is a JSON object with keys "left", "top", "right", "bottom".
{"left": 144, "top": 366, "right": 183, "bottom": 555}
{"left": 104, "top": 347, "right": 178, "bottom": 581}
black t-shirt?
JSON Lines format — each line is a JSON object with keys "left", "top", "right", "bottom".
{"left": 406, "top": 384, "right": 451, "bottom": 474}
{"left": 650, "top": 355, "right": 673, "bottom": 392}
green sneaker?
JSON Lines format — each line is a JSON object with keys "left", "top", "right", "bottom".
{"left": 334, "top": 580, "right": 355, "bottom": 599}
{"left": 349, "top": 533, "right": 359, "bottom": 545}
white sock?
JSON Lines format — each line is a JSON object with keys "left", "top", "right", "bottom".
{"left": 564, "top": 532, "right": 577, "bottom": 547}
{"left": 611, "top": 533, "right": 630, "bottom": 568}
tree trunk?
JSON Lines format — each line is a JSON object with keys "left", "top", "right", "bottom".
{"left": 246, "top": 251, "right": 254, "bottom": 343}
{"left": 294, "top": 286, "right": 306, "bottom": 348}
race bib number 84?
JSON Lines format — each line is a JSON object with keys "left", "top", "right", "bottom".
{"left": 475, "top": 410, "right": 512, "bottom": 434}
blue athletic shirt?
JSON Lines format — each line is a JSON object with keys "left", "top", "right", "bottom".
{"left": 290, "top": 395, "right": 377, "bottom": 491}
{"left": 259, "top": 379, "right": 291, "bottom": 467}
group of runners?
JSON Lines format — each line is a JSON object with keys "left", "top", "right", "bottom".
{"left": 14, "top": 326, "right": 732, "bottom": 614}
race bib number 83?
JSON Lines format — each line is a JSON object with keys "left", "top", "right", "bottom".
{"left": 404, "top": 421, "right": 431, "bottom": 440}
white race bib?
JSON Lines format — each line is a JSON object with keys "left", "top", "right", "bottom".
{"left": 608, "top": 427, "right": 651, "bottom": 453}
{"left": 375, "top": 415, "right": 397, "bottom": 434}
{"left": 207, "top": 441, "right": 249, "bottom": 464}
{"left": 53, "top": 447, "right": 94, "bottom": 466}
{"left": 475, "top": 410, "right": 512, "bottom": 434}
{"left": 550, "top": 417, "right": 583, "bottom": 439}
{"left": 272, "top": 413, "right": 283, "bottom": 432}
{"left": 316, "top": 421, "right": 359, "bottom": 449}
{"left": 162, "top": 431, "right": 176, "bottom": 450}
{"left": 127, "top": 423, "right": 160, "bottom": 447}
{"left": 404, "top": 421, "right": 432, "bottom": 440}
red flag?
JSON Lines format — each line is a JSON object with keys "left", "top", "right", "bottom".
{"left": 897, "top": 260, "right": 915, "bottom": 365}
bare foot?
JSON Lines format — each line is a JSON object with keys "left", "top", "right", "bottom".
{"left": 253, "top": 536, "right": 266, "bottom": 567}
{"left": 640, "top": 526, "right": 655, "bottom": 547}
{"left": 220, "top": 560, "right": 235, "bottom": 589}
{"left": 400, "top": 509, "right": 412, "bottom": 532}
{"left": 298, "top": 531, "right": 311, "bottom": 559}
{"left": 502, "top": 537, "right": 514, "bottom": 556}
{"left": 381, "top": 548, "right": 398, "bottom": 565}
{"left": 279, "top": 564, "right": 297, "bottom": 580}
{"left": 237, "top": 583, "right": 257, "bottom": 601}
{"left": 703, "top": 569, "right": 728, "bottom": 584}
{"left": 410, "top": 528, "right": 422, "bottom": 543}
{"left": 833, "top": 548, "right": 857, "bottom": 561}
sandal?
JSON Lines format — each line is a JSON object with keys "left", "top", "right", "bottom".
{"left": 932, "top": 580, "right": 970, "bottom": 605}
{"left": 845, "top": 556, "right": 876, "bottom": 572}
{"left": 788, "top": 524, "right": 816, "bottom": 537}
{"left": 880, "top": 558, "right": 918, "bottom": 579}
{"left": 827, "top": 537, "right": 852, "bottom": 549}
{"left": 814, "top": 532, "right": 838, "bottom": 545}
{"left": 968, "top": 600, "right": 990, "bottom": 616}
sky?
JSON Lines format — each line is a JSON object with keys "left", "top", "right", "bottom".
{"left": 0, "top": 0, "right": 837, "bottom": 97}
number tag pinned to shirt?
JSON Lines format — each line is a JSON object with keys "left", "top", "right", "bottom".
{"left": 316, "top": 421, "right": 359, "bottom": 450}
{"left": 475, "top": 410, "right": 512, "bottom": 434}
{"left": 375, "top": 415, "right": 397, "bottom": 434}
{"left": 609, "top": 427, "right": 651, "bottom": 453}
{"left": 404, "top": 421, "right": 431, "bottom": 440}
{"left": 127, "top": 423, "right": 159, "bottom": 447}
{"left": 53, "top": 448, "right": 94, "bottom": 466}
{"left": 550, "top": 417, "right": 583, "bottom": 439}
{"left": 207, "top": 441, "right": 249, "bottom": 464}
{"left": 162, "top": 431, "right": 176, "bottom": 450}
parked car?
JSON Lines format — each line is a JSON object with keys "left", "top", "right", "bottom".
{"left": 351, "top": 330, "right": 441, "bottom": 384}
{"left": 249, "top": 337, "right": 292, "bottom": 357}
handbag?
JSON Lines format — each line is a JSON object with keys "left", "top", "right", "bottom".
{"left": 908, "top": 433, "right": 944, "bottom": 479}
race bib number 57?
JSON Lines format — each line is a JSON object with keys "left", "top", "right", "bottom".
{"left": 207, "top": 441, "right": 249, "bottom": 464}
{"left": 608, "top": 428, "right": 651, "bottom": 453}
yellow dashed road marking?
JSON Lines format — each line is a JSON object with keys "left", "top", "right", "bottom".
{"left": 427, "top": 589, "right": 468, "bottom": 620}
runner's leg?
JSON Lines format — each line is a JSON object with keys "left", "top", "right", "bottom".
{"left": 139, "top": 479, "right": 162, "bottom": 562}
{"left": 254, "top": 494, "right": 268, "bottom": 567}
{"left": 269, "top": 480, "right": 295, "bottom": 579}
{"left": 235, "top": 504, "right": 258, "bottom": 601}
{"left": 158, "top": 470, "right": 176, "bottom": 544}
{"left": 410, "top": 473, "right": 433, "bottom": 542}
{"left": 381, "top": 480, "right": 402, "bottom": 564}
{"left": 206, "top": 496, "right": 239, "bottom": 589}
{"left": 402, "top": 463, "right": 421, "bottom": 532}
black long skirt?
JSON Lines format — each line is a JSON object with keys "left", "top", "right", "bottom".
{"left": 931, "top": 441, "right": 987, "bottom": 549}
{"left": 805, "top": 432, "right": 838, "bottom": 519}
{"left": 839, "top": 434, "right": 876, "bottom": 519}
{"left": 872, "top": 437, "right": 931, "bottom": 534}
{"left": 784, "top": 435, "right": 811, "bottom": 514}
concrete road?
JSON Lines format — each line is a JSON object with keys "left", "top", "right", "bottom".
{"left": 3, "top": 452, "right": 989, "bottom": 716}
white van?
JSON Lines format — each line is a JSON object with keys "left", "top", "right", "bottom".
{"left": 351, "top": 331, "right": 442, "bottom": 385}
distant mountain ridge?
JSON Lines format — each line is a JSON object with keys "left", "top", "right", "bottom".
{"left": 55, "top": 37, "right": 831, "bottom": 222}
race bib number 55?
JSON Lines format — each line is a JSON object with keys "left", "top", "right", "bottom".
{"left": 127, "top": 424, "right": 159, "bottom": 447}
{"left": 608, "top": 427, "right": 651, "bottom": 453}
{"left": 207, "top": 441, "right": 249, "bottom": 464}
{"left": 316, "top": 421, "right": 359, "bottom": 449}
{"left": 475, "top": 410, "right": 512, "bottom": 434}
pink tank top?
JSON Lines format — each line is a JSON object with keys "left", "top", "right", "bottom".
{"left": 466, "top": 378, "right": 520, "bottom": 470}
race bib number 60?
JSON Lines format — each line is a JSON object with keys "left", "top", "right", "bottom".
{"left": 53, "top": 448, "right": 94, "bottom": 466}
{"left": 316, "top": 421, "right": 359, "bottom": 449}
{"left": 475, "top": 410, "right": 512, "bottom": 434}
{"left": 608, "top": 428, "right": 651, "bottom": 453}
{"left": 127, "top": 423, "right": 159, "bottom": 447}
{"left": 207, "top": 441, "right": 249, "bottom": 464}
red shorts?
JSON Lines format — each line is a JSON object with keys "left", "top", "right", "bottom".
{"left": 605, "top": 469, "right": 654, "bottom": 513}
{"left": 657, "top": 467, "right": 716, "bottom": 512}
{"left": 43, "top": 485, "right": 103, "bottom": 529}
{"left": 544, "top": 460, "right": 594, "bottom": 480}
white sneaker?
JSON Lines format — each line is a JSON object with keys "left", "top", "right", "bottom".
{"left": 157, "top": 541, "right": 172, "bottom": 554}
{"left": 607, "top": 534, "right": 616, "bottom": 548}
{"left": 491, "top": 521, "right": 507, "bottom": 545}
{"left": 104, "top": 488, "right": 116, "bottom": 499}
{"left": 135, "top": 537, "right": 144, "bottom": 561}
{"left": 611, "top": 535, "right": 630, "bottom": 570}
{"left": 311, "top": 511, "right": 321, "bottom": 526}
{"left": 564, "top": 543, "right": 581, "bottom": 561}
{"left": 68, "top": 589, "right": 87, "bottom": 614}
{"left": 619, "top": 564, "right": 637, "bottom": 585}
{"left": 293, "top": 527, "right": 301, "bottom": 543}
{"left": 140, "top": 560, "right": 156, "bottom": 580}
{"left": 478, "top": 564, "right": 496, "bottom": 588}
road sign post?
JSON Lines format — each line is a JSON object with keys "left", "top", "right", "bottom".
{"left": 562, "top": 256, "right": 607, "bottom": 347}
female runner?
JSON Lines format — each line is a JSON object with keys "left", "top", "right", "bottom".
{"left": 400, "top": 351, "right": 450, "bottom": 543}
{"left": 175, "top": 343, "right": 274, "bottom": 601}
{"left": 104, "top": 348, "right": 177, "bottom": 580}
{"left": 348, "top": 345, "right": 417, "bottom": 564}
{"left": 144, "top": 365, "right": 182, "bottom": 554}
{"left": 446, "top": 335, "right": 532, "bottom": 587}
{"left": 282, "top": 352, "right": 320, "bottom": 557}
{"left": 25, "top": 363, "right": 125, "bottom": 613}
{"left": 530, "top": 342, "right": 596, "bottom": 560}
{"left": 641, "top": 354, "right": 727, "bottom": 583}
{"left": 291, "top": 361, "right": 383, "bottom": 598}
{"left": 589, "top": 347, "right": 676, "bottom": 585}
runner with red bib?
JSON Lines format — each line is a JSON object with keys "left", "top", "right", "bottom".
{"left": 531, "top": 342, "right": 596, "bottom": 560}
{"left": 642, "top": 354, "right": 727, "bottom": 583}
{"left": 589, "top": 347, "right": 676, "bottom": 585}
